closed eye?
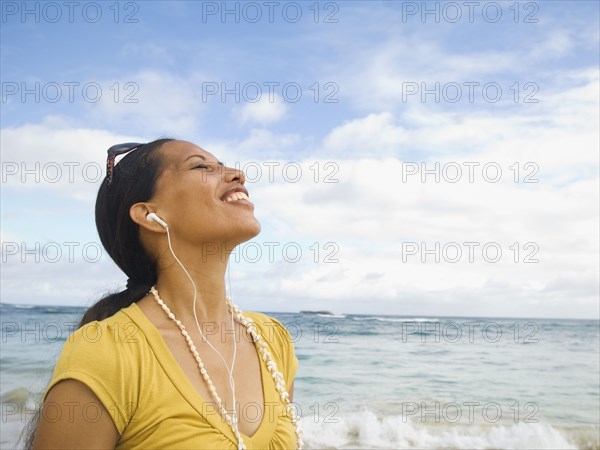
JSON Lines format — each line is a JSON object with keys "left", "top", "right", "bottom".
{"left": 194, "top": 161, "right": 225, "bottom": 169}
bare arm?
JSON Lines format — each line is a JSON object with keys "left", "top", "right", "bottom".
{"left": 32, "top": 379, "right": 118, "bottom": 450}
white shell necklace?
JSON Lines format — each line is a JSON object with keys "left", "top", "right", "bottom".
{"left": 149, "top": 285, "right": 304, "bottom": 449}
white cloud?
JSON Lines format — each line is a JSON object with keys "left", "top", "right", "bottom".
{"left": 88, "top": 69, "right": 209, "bottom": 136}
{"left": 233, "top": 94, "right": 288, "bottom": 125}
{"left": 1, "top": 254, "right": 126, "bottom": 308}
{"left": 311, "top": 8, "right": 598, "bottom": 115}
{"left": 203, "top": 128, "right": 303, "bottom": 161}
{"left": 225, "top": 69, "right": 599, "bottom": 318}
{"left": 1, "top": 118, "right": 143, "bottom": 202}
{"left": 322, "top": 112, "right": 408, "bottom": 158}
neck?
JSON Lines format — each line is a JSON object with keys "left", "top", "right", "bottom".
{"left": 153, "top": 249, "right": 233, "bottom": 324}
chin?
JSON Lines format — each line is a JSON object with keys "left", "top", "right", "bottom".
{"left": 240, "top": 219, "right": 262, "bottom": 242}
{"left": 228, "top": 218, "right": 261, "bottom": 247}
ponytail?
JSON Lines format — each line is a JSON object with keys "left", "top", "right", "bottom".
{"left": 78, "top": 283, "right": 153, "bottom": 328}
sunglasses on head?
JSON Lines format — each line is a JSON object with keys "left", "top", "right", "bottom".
{"left": 105, "top": 142, "right": 144, "bottom": 185}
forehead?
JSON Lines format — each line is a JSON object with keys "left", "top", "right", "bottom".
{"left": 159, "top": 140, "right": 219, "bottom": 168}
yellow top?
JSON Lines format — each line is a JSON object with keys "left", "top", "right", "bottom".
{"left": 42, "top": 302, "right": 299, "bottom": 449}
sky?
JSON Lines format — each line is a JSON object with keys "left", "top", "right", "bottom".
{"left": 1, "top": 1, "right": 598, "bottom": 319}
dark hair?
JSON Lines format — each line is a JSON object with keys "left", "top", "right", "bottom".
{"left": 79, "top": 137, "right": 175, "bottom": 326}
{"left": 20, "top": 137, "right": 175, "bottom": 449}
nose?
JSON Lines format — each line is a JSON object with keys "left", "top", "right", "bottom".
{"left": 224, "top": 165, "right": 245, "bottom": 185}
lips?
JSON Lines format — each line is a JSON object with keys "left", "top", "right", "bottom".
{"left": 221, "top": 186, "right": 250, "bottom": 202}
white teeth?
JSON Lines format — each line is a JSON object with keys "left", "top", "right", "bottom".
{"left": 225, "top": 191, "right": 248, "bottom": 202}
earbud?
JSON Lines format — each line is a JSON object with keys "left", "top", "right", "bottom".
{"left": 146, "top": 212, "right": 168, "bottom": 229}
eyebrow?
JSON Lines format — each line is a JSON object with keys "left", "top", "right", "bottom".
{"left": 183, "top": 154, "right": 225, "bottom": 166}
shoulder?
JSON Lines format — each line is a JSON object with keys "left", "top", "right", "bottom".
{"left": 60, "top": 308, "right": 142, "bottom": 360}
{"left": 42, "top": 307, "right": 144, "bottom": 432}
{"left": 242, "top": 311, "right": 295, "bottom": 347}
{"left": 44, "top": 307, "right": 143, "bottom": 402}
{"left": 242, "top": 311, "right": 299, "bottom": 386}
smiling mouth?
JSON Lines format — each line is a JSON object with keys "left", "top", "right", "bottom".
{"left": 223, "top": 191, "right": 250, "bottom": 202}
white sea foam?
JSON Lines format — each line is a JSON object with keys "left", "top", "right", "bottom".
{"left": 353, "top": 316, "right": 440, "bottom": 323}
{"left": 301, "top": 410, "right": 579, "bottom": 449}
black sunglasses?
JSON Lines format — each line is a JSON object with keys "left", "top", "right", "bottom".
{"left": 105, "top": 142, "right": 144, "bottom": 185}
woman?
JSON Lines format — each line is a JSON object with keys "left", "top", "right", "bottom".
{"left": 24, "top": 139, "right": 303, "bottom": 449}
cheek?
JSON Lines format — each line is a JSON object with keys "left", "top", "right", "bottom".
{"left": 189, "top": 196, "right": 222, "bottom": 223}
{"left": 160, "top": 189, "right": 217, "bottom": 228}
{"left": 173, "top": 181, "right": 216, "bottom": 209}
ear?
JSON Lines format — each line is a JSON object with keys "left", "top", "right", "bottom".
{"left": 130, "top": 202, "right": 166, "bottom": 233}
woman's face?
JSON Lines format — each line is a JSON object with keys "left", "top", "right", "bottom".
{"left": 147, "top": 140, "right": 261, "bottom": 248}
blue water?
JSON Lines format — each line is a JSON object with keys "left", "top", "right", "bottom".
{"left": 1, "top": 303, "right": 598, "bottom": 449}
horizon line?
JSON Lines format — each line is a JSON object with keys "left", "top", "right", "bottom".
{"left": 1, "top": 301, "right": 598, "bottom": 322}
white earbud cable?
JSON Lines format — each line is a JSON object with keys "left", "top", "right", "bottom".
{"left": 163, "top": 224, "right": 241, "bottom": 432}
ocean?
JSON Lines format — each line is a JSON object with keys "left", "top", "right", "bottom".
{"left": 1, "top": 302, "right": 598, "bottom": 449}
